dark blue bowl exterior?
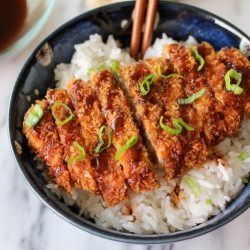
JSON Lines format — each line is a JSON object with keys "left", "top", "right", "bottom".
{"left": 9, "top": 1, "right": 250, "bottom": 244}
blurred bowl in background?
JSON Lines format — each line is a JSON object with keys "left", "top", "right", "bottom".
{"left": 0, "top": 0, "right": 55, "bottom": 61}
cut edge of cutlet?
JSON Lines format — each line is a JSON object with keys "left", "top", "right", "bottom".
{"left": 46, "top": 89, "right": 100, "bottom": 194}
{"left": 66, "top": 79, "right": 128, "bottom": 206}
{"left": 90, "top": 69, "right": 160, "bottom": 192}
{"left": 22, "top": 99, "right": 72, "bottom": 193}
{"left": 118, "top": 61, "right": 160, "bottom": 165}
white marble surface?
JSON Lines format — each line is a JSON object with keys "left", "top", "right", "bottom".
{"left": 1, "top": 0, "right": 250, "bottom": 249}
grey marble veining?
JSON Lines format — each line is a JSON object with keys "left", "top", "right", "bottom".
{"left": 1, "top": 0, "right": 250, "bottom": 250}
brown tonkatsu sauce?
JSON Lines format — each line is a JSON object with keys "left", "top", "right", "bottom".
{"left": 0, "top": 0, "right": 27, "bottom": 51}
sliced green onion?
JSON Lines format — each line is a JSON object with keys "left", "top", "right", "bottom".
{"left": 225, "top": 69, "right": 243, "bottom": 95}
{"left": 111, "top": 60, "right": 119, "bottom": 74}
{"left": 111, "top": 59, "right": 120, "bottom": 81}
{"left": 98, "top": 63, "right": 107, "bottom": 70}
{"left": 205, "top": 198, "right": 213, "bottom": 205}
{"left": 51, "top": 101, "right": 74, "bottom": 126}
{"left": 177, "top": 88, "right": 206, "bottom": 105}
{"left": 183, "top": 175, "right": 202, "bottom": 198}
{"left": 157, "top": 65, "right": 183, "bottom": 79}
{"left": 163, "top": 73, "right": 184, "bottom": 79}
{"left": 176, "top": 118, "right": 195, "bottom": 131}
{"left": 242, "top": 176, "right": 249, "bottom": 184}
{"left": 25, "top": 104, "right": 43, "bottom": 128}
{"left": 159, "top": 116, "right": 194, "bottom": 135}
{"left": 87, "top": 67, "right": 94, "bottom": 77}
{"left": 237, "top": 151, "right": 248, "bottom": 161}
{"left": 115, "top": 134, "right": 139, "bottom": 161}
{"left": 139, "top": 73, "right": 156, "bottom": 95}
{"left": 68, "top": 141, "right": 86, "bottom": 164}
{"left": 191, "top": 47, "right": 205, "bottom": 71}
{"left": 95, "top": 125, "right": 112, "bottom": 153}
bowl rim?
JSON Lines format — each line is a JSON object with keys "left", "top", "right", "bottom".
{"left": 0, "top": 0, "right": 55, "bottom": 60}
{"left": 8, "top": 0, "right": 250, "bottom": 244}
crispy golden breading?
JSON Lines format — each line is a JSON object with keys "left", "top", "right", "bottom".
{"left": 67, "top": 80, "right": 127, "bottom": 206}
{"left": 197, "top": 43, "right": 244, "bottom": 135}
{"left": 121, "top": 58, "right": 208, "bottom": 179}
{"left": 46, "top": 89, "right": 99, "bottom": 193}
{"left": 93, "top": 147, "right": 127, "bottom": 206}
{"left": 22, "top": 99, "right": 71, "bottom": 192}
{"left": 164, "top": 43, "right": 227, "bottom": 145}
{"left": 91, "top": 70, "right": 159, "bottom": 191}
{"left": 67, "top": 79, "right": 104, "bottom": 154}
{"left": 145, "top": 58, "right": 208, "bottom": 175}
{"left": 120, "top": 60, "right": 182, "bottom": 179}
{"left": 217, "top": 46, "right": 250, "bottom": 116}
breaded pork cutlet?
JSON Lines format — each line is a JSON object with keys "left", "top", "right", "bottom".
{"left": 146, "top": 58, "right": 208, "bottom": 176}
{"left": 46, "top": 89, "right": 99, "bottom": 193}
{"left": 67, "top": 79, "right": 104, "bottom": 154}
{"left": 68, "top": 79, "right": 127, "bottom": 206}
{"left": 23, "top": 99, "right": 71, "bottom": 192}
{"left": 120, "top": 59, "right": 183, "bottom": 179}
{"left": 91, "top": 70, "right": 159, "bottom": 192}
{"left": 217, "top": 46, "right": 250, "bottom": 116}
{"left": 120, "top": 58, "right": 208, "bottom": 179}
{"left": 164, "top": 43, "right": 228, "bottom": 145}
{"left": 196, "top": 42, "right": 245, "bottom": 135}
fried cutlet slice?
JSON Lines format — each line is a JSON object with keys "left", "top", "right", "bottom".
{"left": 217, "top": 46, "right": 250, "bottom": 116}
{"left": 23, "top": 99, "right": 71, "bottom": 192}
{"left": 67, "top": 79, "right": 104, "bottom": 154}
{"left": 164, "top": 43, "right": 227, "bottom": 145}
{"left": 145, "top": 58, "right": 208, "bottom": 176}
{"left": 46, "top": 89, "right": 99, "bottom": 194}
{"left": 197, "top": 42, "right": 245, "bottom": 136}
{"left": 92, "top": 147, "right": 127, "bottom": 206}
{"left": 121, "top": 58, "right": 207, "bottom": 179}
{"left": 120, "top": 60, "right": 183, "bottom": 179}
{"left": 67, "top": 79, "right": 127, "bottom": 206}
{"left": 91, "top": 70, "right": 159, "bottom": 191}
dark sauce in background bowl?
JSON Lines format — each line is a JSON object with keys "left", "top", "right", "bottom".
{"left": 0, "top": 0, "right": 27, "bottom": 51}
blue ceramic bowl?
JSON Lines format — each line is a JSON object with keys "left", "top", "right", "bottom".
{"left": 9, "top": 1, "right": 250, "bottom": 244}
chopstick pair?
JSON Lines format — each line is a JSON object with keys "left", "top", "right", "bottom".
{"left": 130, "top": 0, "right": 158, "bottom": 59}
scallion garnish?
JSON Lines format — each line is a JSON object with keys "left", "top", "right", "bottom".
{"left": 25, "top": 104, "right": 43, "bottom": 128}
{"left": 163, "top": 73, "right": 184, "bottom": 79}
{"left": 157, "top": 65, "right": 183, "bottom": 79}
{"left": 111, "top": 59, "right": 120, "bottom": 81}
{"left": 205, "top": 198, "right": 213, "bottom": 205}
{"left": 237, "top": 151, "right": 248, "bottom": 161}
{"left": 139, "top": 73, "right": 156, "bottom": 95}
{"left": 87, "top": 67, "right": 94, "bottom": 77}
{"left": 51, "top": 101, "right": 74, "bottom": 126}
{"left": 115, "top": 134, "right": 139, "bottom": 161}
{"left": 224, "top": 69, "right": 243, "bottom": 95}
{"left": 95, "top": 125, "right": 112, "bottom": 153}
{"left": 98, "top": 63, "right": 107, "bottom": 70}
{"left": 191, "top": 47, "right": 205, "bottom": 71}
{"left": 177, "top": 88, "right": 206, "bottom": 105}
{"left": 159, "top": 116, "right": 195, "bottom": 135}
{"left": 68, "top": 141, "right": 86, "bottom": 164}
{"left": 242, "top": 176, "right": 249, "bottom": 184}
{"left": 183, "top": 175, "right": 202, "bottom": 198}
{"left": 111, "top": 60, "right": 119, "bottom": 74}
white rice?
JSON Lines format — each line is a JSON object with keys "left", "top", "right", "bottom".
{"left": 50, "top": 34, "right": 250, "bottom": 234}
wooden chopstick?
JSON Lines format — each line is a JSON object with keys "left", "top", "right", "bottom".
{"left": 141, "top": 0, "right": 158, "bottom": 57}
{"left": 130, "top": 0, "right": 158, "bottom": 59}
{"left": 130, "top": 0, "right": 147, "bottom": 59}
